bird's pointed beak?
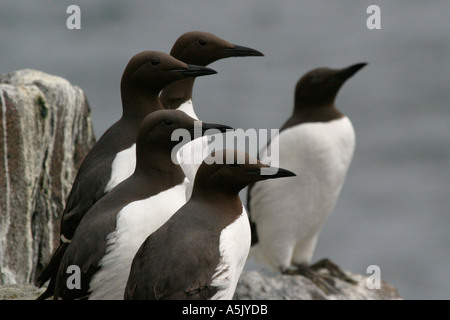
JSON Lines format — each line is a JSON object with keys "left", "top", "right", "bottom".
{"left": 201, "top": 122, "right": 234, "bottom": 133}
{"left": 246, "top": 167, "right": 296, "bottom": 179}
{"left": 171, "top": 64, "right": 218, "bottom": 77}
{"left": 223, "top": 44, "right": 264, "bottom": 57}
{"left": 337, "top": 62, "right": 368, "bottom": 80}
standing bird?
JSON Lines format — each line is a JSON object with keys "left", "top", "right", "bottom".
{"left": 36, "top": 51, "right": 217, "bottom": 299}
{"left": 247, "top": 63, "right": 367, "bottom": 294}
{"left": 53, "top": 110, "right": 232, "bottom": 300}
{"left": 124, "top": 149, "right": 295, "bottom": 300}
{"left": 160, "top": 31, "right": 264, "bottom": 198}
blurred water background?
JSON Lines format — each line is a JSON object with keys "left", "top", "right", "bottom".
{"left": 1, "top": 0, "right": 449, "bottom": 299}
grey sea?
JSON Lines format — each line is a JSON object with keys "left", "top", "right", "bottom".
{"left": 1, "top": 0, "right": 449, "bottom": 300}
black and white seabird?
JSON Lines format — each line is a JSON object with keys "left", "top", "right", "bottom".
{"left": 37, "top": 51, "right": 217, "bottom": 299}
{"left": 52, "top": 110, "right": 232, "bottom": 300}
{"left": 247, "top": 63, "right": 367, "bottom": 293}
{"left": 124, "top": 149, "right": 295, "bottom": 300}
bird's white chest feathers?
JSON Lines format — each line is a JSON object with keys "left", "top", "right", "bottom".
{"left": 88, "top": 183, "right": 187, "bottom": 300}
{"left": 104, "top": 144, "right": 136, "bottom": 193}
{"left": 177, "top": 135, "right": 210, "bottom": 200}
{"left": 250, "top": 116, "right": 355, "bottom": 269}
{"left": 176, "top": 99, "right": 199, "bottom": 120}
{"left": 210, "top": 207, "right": 251, "bottom": 300}
{"left": 175, "top": 99, "right": 215, "bottom": 200}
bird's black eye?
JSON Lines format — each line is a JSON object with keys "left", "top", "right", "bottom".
{"left": 228, "top": 163, "right": 240, "bottom": 168}
{"left": 150, "top": 58, "right": 160, "bottom": 66}
{"left": 198, "top": 38, "right": 208, "bottom": 47}
{"left": 163, "top": 119, "right": 173, "bottom": 126}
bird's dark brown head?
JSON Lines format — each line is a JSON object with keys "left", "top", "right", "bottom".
{"left": 294, "top": 63, "right": 367, "bottom": 108}
{"left": 193, "top": 149, "right": 295, "bottom": 195}
{"left": 161, "top": 31, "right": 262, "bottom": 110}
{"left": 121, "top": 50, "right": 217, "bottom": 95}
{"left": 135, "top": 110, "right": 232, "bottom": 173}
{"left": 170, "top": 31, "right": 264, "bottom": 66}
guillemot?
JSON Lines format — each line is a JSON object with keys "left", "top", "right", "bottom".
{"left": 124, "top": 149, "right": 295, "bottom": 300}
{"left": 247, "top": 63, "right": 367, "bottom": 294}
{"left": 37, "top": 51, "right": 217, "bottom": 299}
{"left": 52, "top": 110, "right": 232, "bottom": 300}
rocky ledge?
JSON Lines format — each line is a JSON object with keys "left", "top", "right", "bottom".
{"left": 0, "top": 268, "right": 401, "bottom": 300}
{"left": 234, "top": 270, "right": 401, "bottom": 300}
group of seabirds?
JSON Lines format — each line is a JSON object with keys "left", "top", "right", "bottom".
{"left": 36, "top": 31, "right": 367, "bottom": 300}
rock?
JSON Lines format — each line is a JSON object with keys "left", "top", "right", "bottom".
{"left": 0, "top": 69, "right": 96, "bottom": 286}
{"left": 0, "top": 269, "right": 401, "bottom": 300}
{"left": 234, "top": 270, "right": 402, "bottom": 300}
{"left": 0, "top": 284, "right": 45, "bottom": 300}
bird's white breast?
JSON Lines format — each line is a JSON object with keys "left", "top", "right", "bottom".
{"left": 250, "top": 117, "right": 355, "bottom": 269}
{"left": 210, "top": 207, "right": 251, "bottom": 300}
{"left": 176, "top": 99, "right": 199, "bottom": 120}
{"left": 177, "top": 135, "right": 210, "bottom": 200}
{"left": 175, "top": 99, "right": 213, "bottom": 200}
{"left": 88, "top": 183, "right": 187, "bottom": 300}
{"left": 104, "top": 144, "right": 136, "bottom": 193}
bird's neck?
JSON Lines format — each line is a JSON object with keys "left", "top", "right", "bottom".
{"left": 159, "top": 78, "right": 195, "bottom": 110}
{"left": 289, "top": 102, "right": 343, "bottom": 125}
{"left": 191, "top": 187, "right": 243, "bottom": 214}
{"left": 134, "top": 154, "right": 186, "bottom": 189}
{"left": 121, "top": 87, "right": 163, "bottom": 121}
